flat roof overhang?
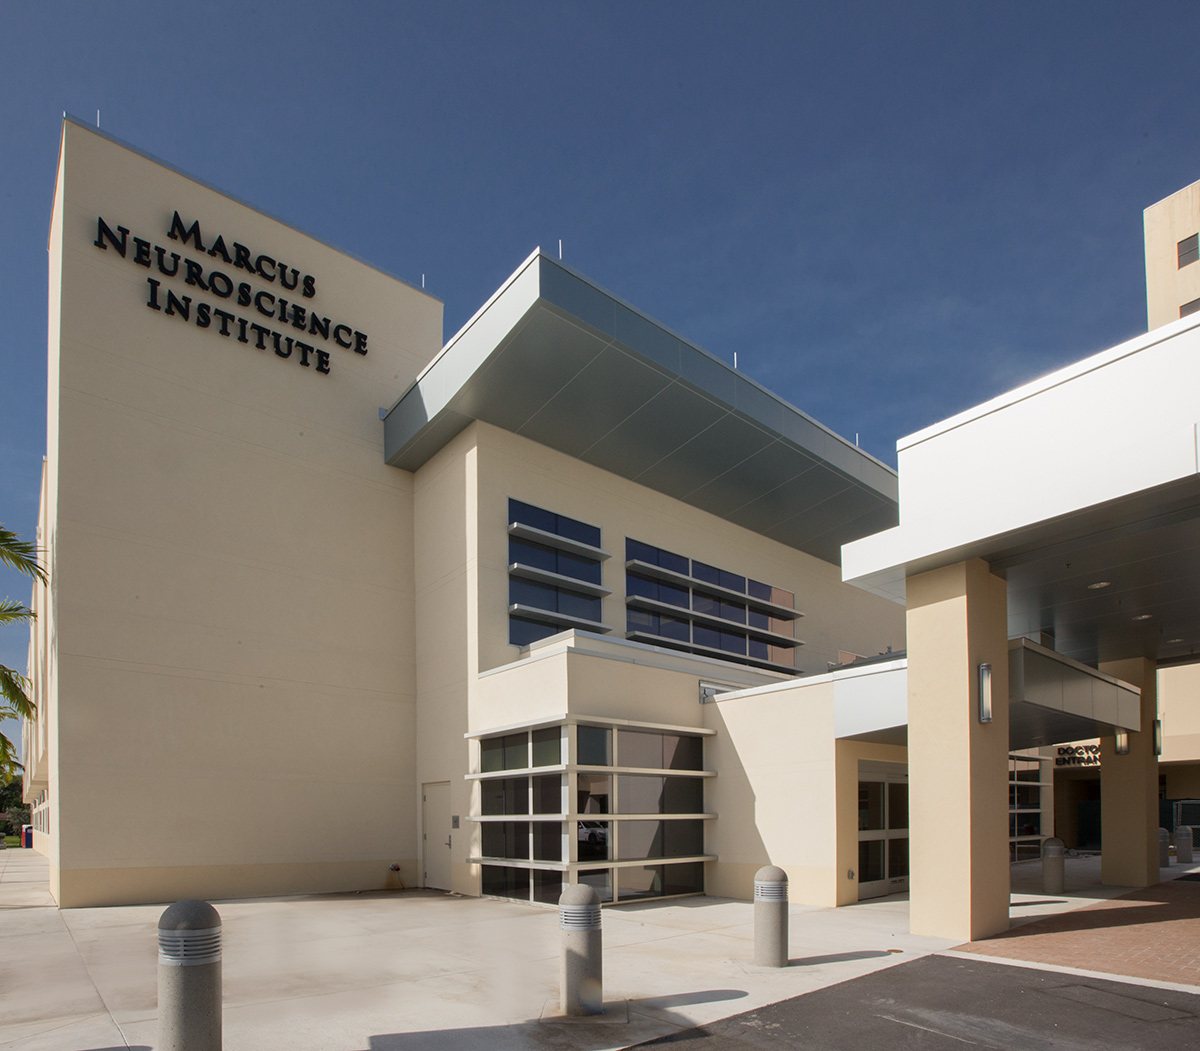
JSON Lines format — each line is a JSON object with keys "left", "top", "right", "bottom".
{"left": 384, "top": 251, "right": 898, "bottom": 565}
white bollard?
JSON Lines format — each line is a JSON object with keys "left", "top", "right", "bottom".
{"left": 1042, "top": 837, "right": 1065, "bottom": 894}
{"left": 753, "top": 865, "right": 789, "bottom": 967}
{"left": 1178, "top": 826, "right": 1194, "bottom": 864}
{"left": 158, "top": 899, "right": 222, "bottom": 1051}
{"left": 559, "top": 884, "right": 603, "bottom": 1016}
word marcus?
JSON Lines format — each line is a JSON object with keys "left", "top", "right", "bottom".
{"left": 93, "top": 212, "right": 370, "bottom": 376}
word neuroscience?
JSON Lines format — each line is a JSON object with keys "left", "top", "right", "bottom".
{"left": 93, "top": 212, "right": 371, "bottom": 377}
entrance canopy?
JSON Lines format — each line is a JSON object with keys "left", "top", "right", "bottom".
{"left": 843, "top": 315, "right": 1200, "bottom": 668}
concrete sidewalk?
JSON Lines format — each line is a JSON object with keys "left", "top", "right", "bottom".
{"left": 0, "top": 849, "right": 953, "bottom": 1051}
{"left": 4, "top": 848, "right": 1199, "bottom": 1051}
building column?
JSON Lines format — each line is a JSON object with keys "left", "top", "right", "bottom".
{"left": 906, "top": 559, "right": 1010, "bottom": 941}
{"left": 1098, "top": 657, "right": 1158, "bottom": 888}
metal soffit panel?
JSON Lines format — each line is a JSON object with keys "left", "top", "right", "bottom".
{"left": 994, "top": 475, "right": 1200, "bottom": 668}
{"left": 384, "top": 253, "right": 898, "bottom": 564}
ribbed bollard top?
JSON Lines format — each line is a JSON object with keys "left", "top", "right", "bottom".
{"left": 559, "top": 883, "right": 602, "bottom": 931}
{"left": 158, "top": 899, "right": 222, "bottom": 966}
{"left": 1042, "top": 836, "right": 1065, "bottom": 857}
{"left": 754, "top": 865, "right": 788, "bottom": 902}
{"left": 1160, "top": 827, "right": 1170, "bottom": 839}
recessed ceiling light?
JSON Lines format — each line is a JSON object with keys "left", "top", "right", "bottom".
{"left": 1133, "top": 614, "right": 1153, "bottom": 621}
{"left": 1168, "top": 638, "right": 1184, "bottom": 644}
{"left": 1087, "top": 581, "right": 1111, "bottom": 589}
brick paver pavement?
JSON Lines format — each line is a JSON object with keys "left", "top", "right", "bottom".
{"left": 956, "top": 878, "right": 1200, "bottom": 987}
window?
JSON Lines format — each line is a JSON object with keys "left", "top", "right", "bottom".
{"left": 508, "top": 500, "right": 608, "bottom": 646}
{"left": 1179, "top": 233, "right": 1199, "bottom": 268}
{"left": 623, "top": 538, "right": 801, "bottom": 672}
{"left": 472, "top": 721, "right": 708, "bottom": 905}
{"left": 1182, "top": 297, "right": 1200, "bottom": 318}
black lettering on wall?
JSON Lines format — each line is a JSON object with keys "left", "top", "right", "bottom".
{"left": 167, "top": 212, "right": 206, "bottom": 251}
{"left": 208, "top": 271, "right": 233, "bottom": 298}
{"left": 207, "top": 235, "right": 233, "bottom": 265}
{"left": 254, "top": 255, "right": 277, "bottom": 282}
{"left": 94, "top": 217, "right": 129, "bottom": 255}
{"left": 164, "top": 289, "right": 192, "bottom": 321}
{"left": 155, "top": 247, "right": 181, "bottom": 277}
{"left": 353, "top": 331, "right": 368, "bottom": 355}
{"left": 333, "top": 324, "right": 352, "bottom": 348}
{"left": 196, "top": 303, "right": 212, "bottom": 328}
{"left": 314, "top": 348, "right": 331, "bottom": 374}
{"left": 308, "top": 314, "right": 329, "bottom": 340}
{"left": 133, "top": 238, "right": 152, "bottom": 267}
{"left": 249, "top": 323, "right": 270, "bottom": 350}
{"left": 212, "top": 308, "right": 235, "bottom": 336}
{"left": 302, "top": 275, "right": 316, "bottom": 298}
{"left": 279, "top": 266, "right": 299, "bottom": 291}
{"left": 183, "top": 259, "right": 209, "bottom": 291}
{"left": 146, "top": 277, "right": 162, "bottom": 310}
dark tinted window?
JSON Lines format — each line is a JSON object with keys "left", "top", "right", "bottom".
{"left": 1180, "top": 233, "right": 1199, "bottom": 268}
{"left": 509, "top": 616, "right": 554, "bottom": 647}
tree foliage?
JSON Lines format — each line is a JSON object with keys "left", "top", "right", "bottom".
{"left": 0, "top": 524, "right": 45, "bottom": 784}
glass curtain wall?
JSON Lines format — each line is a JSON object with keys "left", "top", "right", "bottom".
{"left": 475, "top": 723, "right": 709, "bottom": 904}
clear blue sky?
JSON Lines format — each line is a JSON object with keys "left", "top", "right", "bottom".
{"left": 3, "top": 2, "right": 1199, "bottom": 757}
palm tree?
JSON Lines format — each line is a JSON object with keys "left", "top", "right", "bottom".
{"left": 0, "top": 524, "right": 45, "bottom": 783}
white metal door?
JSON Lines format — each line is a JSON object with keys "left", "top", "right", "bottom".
{"left": 422, "top": 781, "right": 452, "bottom": 891}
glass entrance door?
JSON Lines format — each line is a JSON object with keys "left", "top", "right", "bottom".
{"left": 857, "top": 769, "right": 909, "bottom": 900}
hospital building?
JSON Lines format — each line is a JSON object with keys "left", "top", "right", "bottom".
{"left": 20, "top": 118, "right": 1200, "bottom": 941}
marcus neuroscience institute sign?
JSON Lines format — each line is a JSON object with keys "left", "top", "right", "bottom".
{"left": 93, "top": 212, "right": 371, "bottom": 377}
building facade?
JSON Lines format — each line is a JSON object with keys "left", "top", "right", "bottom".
{"left": 23, "top": 120, "right": 907, "bottom": 908}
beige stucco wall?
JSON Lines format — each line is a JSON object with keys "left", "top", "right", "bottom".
{"left": 44, "top": 121, "right": 442, "bottom": 906}
{"left": 411, "top": 419, "right": 904, "bottom": 901}
{"left": 1145, "top": 180, "right": 1200, "bottom": 329}
{"left": 468, "top": 420, "right": 904, "bottom": 683}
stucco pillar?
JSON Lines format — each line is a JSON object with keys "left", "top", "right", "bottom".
{"left": 1098, "top": 657, "right": 1159, "bottom": 888}
{"left": 906, "top": 559, "right": 1010, "bottom": 941}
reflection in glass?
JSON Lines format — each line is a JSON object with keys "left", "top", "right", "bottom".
{"left": 532, "top": 728, "right": 561, "bottom": 768}
{"left": 532, "top": 821, "right": 562, "bottom": 861}
{"left": 618, "top": 819, "right": 703, "bottom": 859}
{"left": 481, "top": 777, "right": 528, "bottom": 816}
{"left": 482, "top": 864, "right": 528, "bottom": 899}
{"left": 578, "top": 868, "right": 613, "bottom": 902}
{"left": 617, "top": 729, "right": 661, "bottom": 769}
{"left": 578, "top": 820, "right": 610, "bottom": 861}
{"left": 578, "top": 725, "right": 611, "bottom": 766}
{"left": 482, "top": 821, "right": 529, "bottom": 860}
{"left": 532, "top": 774, "right": 561, "bottom": 814}
{"left": 617, "top": 775, "right": 703, "bottom": 814}
{"left": 618, "top": 865, "right": 662, "bottom": 901}
{"left": 577, "top": 773, "right": 611, "bottom": 814}
{"left": 664, "top": 735, "right": 703, "bottom": 770}
{"left": 858, "top": 839, "right": 884, "bottom": 883}
{"left": 888, "top": 783, "right": 909, "bottom": 829}
{"left": 858, "top": 782, "right": 884, "bottom": 831}
{"left": 888, "top": 837, "right": 909, "bottom": 879}
{"left": 533, "top": 869, "right": 563, "bottom": 904}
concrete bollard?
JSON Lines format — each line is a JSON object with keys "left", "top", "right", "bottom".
{"left": 158, "top": 899, "right": 222, "bottom": 1051}
{"left": 1160, "top": 828, "right": 1171, "bottom": 867}
{"left": 753, "top": 865, "right": 789, "bottom": 967}
{"left": 1178, "top": 826, "right": 1195, "bottom": 864}
{"left": 559, "top": 884, "right": 603, "bottom": 1016}
{"left": 1042, "top": 837, "right": 1065, "bottom": 894}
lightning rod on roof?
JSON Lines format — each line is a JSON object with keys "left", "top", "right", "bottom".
{"left": 559, "top": 239, "right": 562, "bottom": 260}
{"left": 97, "top": 109, "right": 100, "bottom": 128}
{"left": 734, "top": 352, "right": 738, "bottom": 370}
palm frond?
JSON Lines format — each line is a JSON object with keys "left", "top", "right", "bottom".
{"left": 0, "top": 733, "right": 22, "bottom": 784}
{"left": 0, "top": 599, "right": 34, "bottom": 626}
{"left": 0, "top": 665, "right": 36, "bottom": 722}
{"left": 0, "top": 525, "right": 46, "bottom": 584}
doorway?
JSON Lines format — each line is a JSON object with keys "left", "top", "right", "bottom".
{"left": 857, "top": 761, "right": 909, "bottom": 900}
{"left": 422, "top": 781, "right": 452, "bottom": 891}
